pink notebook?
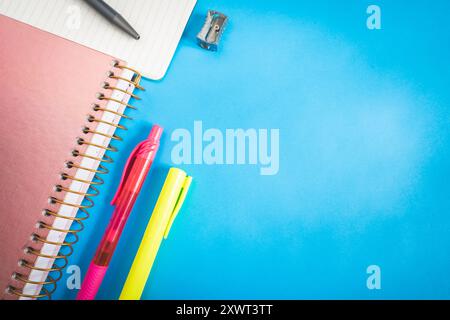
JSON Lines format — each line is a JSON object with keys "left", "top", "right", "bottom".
{"left": 0, "top": 14, "right": 144, "bottom": 299}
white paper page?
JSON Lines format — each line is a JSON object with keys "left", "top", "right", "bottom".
{"left": 0, "top": 0, "right": 196, "bottom": 80}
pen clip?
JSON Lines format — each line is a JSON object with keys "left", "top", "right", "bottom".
{"left": 163, "top": 176, "right": 192, "bottom": 239}
{"left": 111, "top": 140, "right": 146, "bottom": 205}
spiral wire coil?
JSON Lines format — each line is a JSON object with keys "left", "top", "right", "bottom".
{"left": 6, "top": 63, "right": 144, "bottom": 299}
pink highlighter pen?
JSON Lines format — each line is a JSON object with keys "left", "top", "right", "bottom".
{"left": 77, "top": 125, "right": 163, "bottom": 300}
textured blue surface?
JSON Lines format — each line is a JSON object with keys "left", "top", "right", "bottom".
{"left": 53, "top": 0, "right": 450, "bottom": 299}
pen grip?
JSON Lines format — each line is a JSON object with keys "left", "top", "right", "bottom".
{"left": 76, "top": 263, "right": 108, "bottom": 300}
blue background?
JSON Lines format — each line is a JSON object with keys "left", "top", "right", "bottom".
{"left": 53, "top": 0, "right": 450, "bottom": 299}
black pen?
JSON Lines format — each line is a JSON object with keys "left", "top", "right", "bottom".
{"left": 84, "top": 0, "right": 140, "bottom": 40}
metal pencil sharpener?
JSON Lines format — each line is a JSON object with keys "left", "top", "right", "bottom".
{"left": 197, "top": 10, "right": 228, "bottom": 51}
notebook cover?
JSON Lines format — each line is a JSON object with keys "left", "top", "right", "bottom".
{"left": 0, "top": 14, "right": 124, "bottom": 298}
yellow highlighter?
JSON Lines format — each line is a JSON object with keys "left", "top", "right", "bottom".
{"left": 119, "top": 167, "right": 192, "bottom": 300}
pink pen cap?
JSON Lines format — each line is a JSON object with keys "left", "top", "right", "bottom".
{"left": 148, "top": 124, "right": 163, "bottom": 143}
{"left": 135, "top": 125, "right": 163, "bottom": 158}
{"left": 111, "top": 124, "right": 163, "bottom": 205}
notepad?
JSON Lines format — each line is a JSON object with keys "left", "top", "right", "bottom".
{"left": 0, "top": 0, "right": 197, "bottom": 80}
{"left": 0, "top": 14, "right": 143, "bottom": 300}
